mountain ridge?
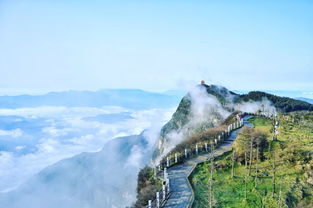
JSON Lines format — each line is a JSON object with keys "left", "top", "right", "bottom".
{"left": 0, "top": 133, "right": 151, "bottom": 208}
{"left": 154, "top": 84, "right": 313, "bottom": 159}
{"left": 0, "top": 89, "right": 181, "bottom": 109}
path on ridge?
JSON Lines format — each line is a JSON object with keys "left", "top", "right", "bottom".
{"left": 162, "top": 116, "right": 253, "bottom": 208}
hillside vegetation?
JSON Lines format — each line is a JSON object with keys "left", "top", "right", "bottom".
{"left": 240, "top": 91, "right": 313, "bottom": 112}
{"left": 131, "top": 167, "right": 162, "bottom": 208}
{"left": 190, "top": 112, "right": 313, "bottom": 208}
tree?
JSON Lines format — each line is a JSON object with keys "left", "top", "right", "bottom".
{"left": 255, "top": 143, "right": 259, "bottom": 188}
{"left": 231, "top": 149, "right": 235, "bottom": 179}
{"left": 209, "top": 142, "right": 215, "bottom": 208}
{"left": 249, "top": 137, "right": 253, "bottom": 176}
{"left": 233, "top": 127, "right": 267, "bottom": 164}
{"left": 244, "top": 152, "right": 248, "bottom": 201}
{"left": 272, "top": 148, "right": 276, "bottom": 196}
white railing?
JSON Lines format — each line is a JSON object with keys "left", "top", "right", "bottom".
{"left": 144, "top": 117, "right": 245, "bottom": 208}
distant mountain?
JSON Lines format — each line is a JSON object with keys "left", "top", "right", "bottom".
{"left": 234, "top": 90, "right": 313, "bottom": 100}
{"left": 0, "top": 89, "right": 181, "bottom": 109}
{"left": 162, "top": 90, "right": 186, "bottom": 97}
{"left": 296, "top": 97, "right": 313, "bottom": 104}
{"left": 0, "top": 133, "right": 152, "bottom": 208}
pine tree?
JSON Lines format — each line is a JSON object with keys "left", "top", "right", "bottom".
{"left": 231, "top": 149, "right": 235, "bottom": 179}
{"left": 244, "top": 152, "right": 248, "bottom": 201}
{"left": 272, "top": 149, "right": 276, "bottom": 196}
{"left": 255, "top": 144, "right": 259, "bottom": 188}
{"left": 249, "top": 137, "right": 253, "bottom": 176}
{"left": 209, "top": 142, "right": 215, "bottom": 208}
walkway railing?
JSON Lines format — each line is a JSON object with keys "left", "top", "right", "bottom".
{"left": 144, "top": 117, "right": 245, "bottom": 208}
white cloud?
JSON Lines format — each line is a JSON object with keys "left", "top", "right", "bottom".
{"left": 0, "top": 129, "right": 23, "bottom": 138}
{"left": 0, "top": 106, "right": 127, "bottom": 118}
{"left": 15, "top": 146, "right": 25, "bottom": 151}
{"left": 126, "top": 145, "right": 143, "bottom": 168}
{"left": 234, "top": 97, "right": 277, "bottom": 116}
{"left": 156, "top": 85, "right": 231, "bottom": 160}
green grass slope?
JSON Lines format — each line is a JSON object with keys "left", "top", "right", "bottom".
{"left": 190, "top": 113, "right": 313, "bottom": 208}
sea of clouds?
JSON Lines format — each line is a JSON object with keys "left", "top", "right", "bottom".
{"left": 0, "top": 105, "right": 175, "bottom": 194}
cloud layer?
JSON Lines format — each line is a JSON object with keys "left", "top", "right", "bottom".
{"left": 0, "top": 106, "right": 174, "bottom": 193}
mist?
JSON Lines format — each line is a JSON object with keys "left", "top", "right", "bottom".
{"left": 0, "top": 104, "right": 174, "bottom": 208}
{"left": 234, "top": 97, "right": 277, "bottom": 116}
{"left": 155, "top": 84, "right": 277, "bottom": 161}
{"left": 155, "top": 85, "right": 231, "bottom": 160}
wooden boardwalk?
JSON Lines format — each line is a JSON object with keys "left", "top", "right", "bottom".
{"left": 162, "top": 117, "right": 252, "bottom": 208}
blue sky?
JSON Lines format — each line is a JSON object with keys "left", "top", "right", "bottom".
{"left": 0, "top": 0, "right": 312, "bottom": 94}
